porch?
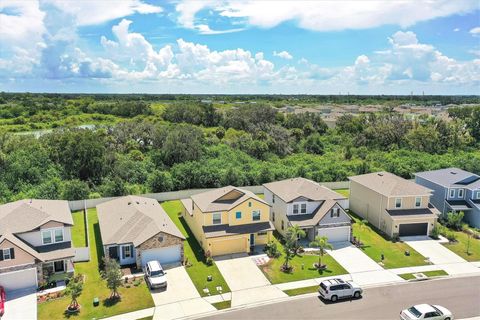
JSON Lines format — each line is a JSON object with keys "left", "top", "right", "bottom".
{"left": 105, "top": 243, "right": 136, "bottom": 266}
{"left": 40, "top": 258, "right": 74, "bottom": 285}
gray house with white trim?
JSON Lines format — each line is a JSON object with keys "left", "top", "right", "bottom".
{"left": 415, "top": 168, "right": 480, "bottom": 227}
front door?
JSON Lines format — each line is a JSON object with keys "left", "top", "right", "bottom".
{"left": 54, "top": 260, "right": 65, "bottom": 272}
{"left": 108, "top": 246, "right": 119, "bottom": 260}
{"left": 250, "top": 233, "right": 255, "bottom": 248}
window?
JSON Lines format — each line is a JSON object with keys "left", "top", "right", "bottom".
{"left": 54, "top": 229, "right": 64, "bottom": 242}
{"left": 54, "top": 260, "right": 65, "bottom": 272}
{"left": 272, "top": 211, "right": 275, "bottom": 222}
{"left": 252, "top": 210, "right": 261, "bottom": 221}
{"left": 42, "top": 230, "right": 52, "bottom": 245}
{"left": 212, "top": 213, "right": 222, "bottom": 225}
{"left": 257, "top": 232, "right": 267, "bottom": 236}
{"left": 458, "top": 188, "right": 464, "bottom": 198}
{"left": 2, "top": 248, "right": 12, "bottom": 260}
{"left": 122, "top": 245, "right": 132, "bottom": 259}
{"left": 331, "top": 208, "right": 340, "bottom": 218}
{"left": 236, "top": 211, "right": 242, "bottom": 219}
{"left": 281, "top": 220, "right": 284, "bottom": 230}
{"left": 293, "top": 204, "right": 299, "bottom": 214}
{"left": 415, "top": 197, "right": 421, "bottom": 208}
{"left": 477, "top": 191, "right": 480, "bottom": 199}
{"left": 449, "top": 189, "right": 455, "bottom": 198}
{"left": 395, "top": 198, "right": 402, "bottom": 208}
{"left": 300, "top": 203, "right": 307, "bottom": 214}
{"left": 248, "top": 202, "right": 252, "bottom": 207}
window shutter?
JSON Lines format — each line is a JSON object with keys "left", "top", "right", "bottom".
{"left": 0, "top": 250, "right": 3, "bottom": 261}
{"left": 10, "top": 248, "right": 15, "bottom": 259}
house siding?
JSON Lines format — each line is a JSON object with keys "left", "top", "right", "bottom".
{"left": 135, "top": 231, "right": 184, "bottom": 267}
{"left": 17, "top": 225, "right": 72, "bottom": 248}
{"left": 0, "top": 239, "right": 36, "bottom": 269}
{"left": 318, "top": 204, "right": 351, "bottom": 225}
{"left": 415, "top": 176, "right": 447, "bottom": 214}
{"left": 264, "top": 188, "right": 289, "bottom": 237}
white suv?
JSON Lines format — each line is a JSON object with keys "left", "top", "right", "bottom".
{"left": 145, "top": 261, "right": 167, "bottom": 290}
{"left": 318, "top": 278, "right": 362, "bottom": 302}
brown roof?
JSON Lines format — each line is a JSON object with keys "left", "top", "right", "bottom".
{"left": 0, "top": 199, "right": 73, "bottom": 235}
{"left": 190, "top": 186, "right": 268, "bottom": 213}
{"left": 349, "top": 172, "right": 432, "bottom": 197}
{"left": 263, "top": 177, "right": 346, "bottom": 203}
{"left": 97, "top": 196, "right": 185, "bottom": 247}
{"left": 202, "top": 221, "right": 274, "bottom": 238}
{"left": 287, "top": 200, "right": 348, "bottom": 227}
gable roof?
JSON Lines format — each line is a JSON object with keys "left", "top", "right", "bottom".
{"left": 349, "top": 172, "right": 432, "bottom": 197}
{"left": 415, "top": 167, "right": 480, "bottom": 189}
{"left": 0, "top": 233, "right": 42, "bottom": 260}
{"left": 0, "top": 199, "right": 73, "bottom": 235}
{"left": 263, "top": 177, "right": 346, "bottom": 203}
{"left": 190, "top": 186, "right": 268, "bottom": 213}
{"left": 287, "top": 200, "right": 349, "bottom": 227}
{"left": 97, "top": 196, "right": 184, "bottom": 247}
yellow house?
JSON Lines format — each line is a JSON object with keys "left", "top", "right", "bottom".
{"left": 180, "top": 186, "right": 273, "bottom": 256}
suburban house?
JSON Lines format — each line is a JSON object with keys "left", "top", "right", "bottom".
{"left": 97, "top": 196, "right": 185, "bottom": 268}
{"left": 0, "top": 199, "right": 75, "bottom": 292}
{"left": 263, "top": 178, "right": 352, "bottom": 243}
{"left": 349, "top": 172, "right": 439, "bottom": 237}
{"left": 180, "top": 186, "right": 274, "bottom": 256}
{"left": 415, "top": 168, "right": 480, "bottom": 227}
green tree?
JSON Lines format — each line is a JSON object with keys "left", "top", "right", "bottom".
{"left": 148, "top": 170, "right": 174, "bottom": 192}
{"left": 285, "top": 225, "right": 306, "bottom": 253}
{"left": 101, "top": 257, "right": 123, "bottom": 299}
{"left": 303, "top": 133, "right": 324, "bottom": 155}
{"left": 161, "top": 124, "right": 204, "bottom": 166}
{"left": 65, "top": 274, "right": 83, "bottom": 311}
{"left": 61, "top": 179, "right": 90, "bottom": 200}
{"left": 309, "top": 236, "right": 333, "bottom": 268}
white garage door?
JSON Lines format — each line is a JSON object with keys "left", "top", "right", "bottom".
{"left": 141, "top": 245, "right": 181, "bottom": 267}
{"left": 317, "top": 226, "right": 351, "bottom": 243}
{"left": 0, "top": 268, "right": 37, "bottom": 292}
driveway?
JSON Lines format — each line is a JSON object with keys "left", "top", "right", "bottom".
{"left": 402, "top": 236, "right": 466, "bottom": 265}
{"left": 327, "top": 242, "right": 383, "bottom": 273}
{"left": 150, "top": 266, "right": 200, "bottom": 306}
{"left": 3, "top": 288, "right": 37, "bottom": 320}
{"left": 214, "top": 254, "right": 271, "bottom": 291}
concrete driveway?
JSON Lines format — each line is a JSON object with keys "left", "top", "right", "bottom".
{"left": 402, "top": 236, "right": 466, "bottom": 265}
{"left": 214, "top": 254, "right": 271, "bottom": 291}
{"left": 150, "top": 266, "right": 200, "bottom": 306}
{"left": 3, "top": 288, "right": 37, "bottom": 320}
{"left": 327, "top": 242, "right": 383, "bottom": 273}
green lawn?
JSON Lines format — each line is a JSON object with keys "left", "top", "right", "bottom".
{"left": 350, "top": 213, "right": 428, "bottom": 269}
{"left": 161, "top": 200, "right": 231, "bottom": 297}
{"left": 334, "top": 189, "right": 350, "bottom": 198}
{"left": 71, "top": 210, "right": 87, "bottom": 247}
{"left": 259, "top": 235, "right": 347, "bottom": 284}
{"left": 284, "top": 285, "right": 319, "bottom": 296}
{"left": 399, "top": 270, "right": 448, "bottom": 280}
{"left": 38, "top": 208, "right": 154, "bottom": 320}
{"left": 442, "top": 230, "right": 480, "bottom": 261}
{"left": 212, "top": 300, "right": 231, "bottom": 310}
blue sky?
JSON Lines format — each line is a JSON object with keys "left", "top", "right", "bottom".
{"left": 0, "top": 0, "right": 479, "bottom": 94}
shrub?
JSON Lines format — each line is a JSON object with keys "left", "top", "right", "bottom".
{"left": 430, "top": 225, "right": 440, "bottom": 239}
{"left": 446, "top": 232, "right": 457, "bottom": 242}
{"left": 206, "top": 257, "right": 213, "bottom": 266}
{"left": 445, "top": 211, "right": 464, "bottom": 230}
{"left": 263, "top": 241, "right": 281, "bottom": 258}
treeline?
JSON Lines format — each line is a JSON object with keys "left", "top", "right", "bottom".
{"left": 0, "top": 101, "right": 479, "bottom": 203}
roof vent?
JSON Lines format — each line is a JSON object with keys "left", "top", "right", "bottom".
{"left": 450, "top": 171, "right": 457, "bottom": 175}
{"left": 378, "top": 173, "right": 384, "bottom": 177}
{"left": 128, "top": 202, "right": 131, "bottom": 205}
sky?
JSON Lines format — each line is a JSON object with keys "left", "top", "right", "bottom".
{"left": 0, "top": 0, "right": 479, "bottom": 94}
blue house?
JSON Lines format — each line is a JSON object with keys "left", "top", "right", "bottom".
{"left": 415, "top": 168, "right": 480, "bottom": 227}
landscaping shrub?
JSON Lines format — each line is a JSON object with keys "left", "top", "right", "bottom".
{"left": 446, "top": 232, "right": 457, "bottom": 242}
{"left": 263, "top": 241, "right": 281, "bottom": 258}
{"left": 430, "top": 225, "right": 441, "bottom": 239}
{"left": 444, "top": 211, "right": 464, "bottom": 230}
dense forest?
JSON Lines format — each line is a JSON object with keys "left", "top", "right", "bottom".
{"left": 0, "top": 93, "right": 479, "bottom": 203}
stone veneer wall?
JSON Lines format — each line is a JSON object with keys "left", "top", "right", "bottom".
{"left": 135, "top": 232, "right": 184, "bottom": 268}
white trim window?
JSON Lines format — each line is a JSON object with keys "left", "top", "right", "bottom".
{"left": 293, "top": 204, "right": 299, "bottom": 214}
{"left": 449, "top": 189, "right": 455, "bottom": 199}
{"left": 395, "top": 198, "right": 402, "bottom": 209}
{"left": 2, "top": 248, "right": 12, "bottom": 260}
{"left": 330, "top": 207, "right": 340, "bottom": 218}
{"left": 121, "top": 245, "right": 132, "bottom": 259}
{"left": 42, "top": 230, "right": 53, "bottom": 245}
{"left": 300, "top": 203, "right": 307, "bottom": 214}
{"left": 54, "top": 229, "right": 64, "bottom": 242}
{"left": 458, "top": 189, "right": 464, "bottom": 199}
{"left": 212, "top": 213, "right": 222, "bottom": 225}
{"left": 415, "top": 197, "right": 422, "bottom": 208}
{"left": 477, "top": 191, "right": 480, "bottom": 199}
{"left": 42, "top": 228, "right": 64, "bottom": 245}
{"left": 252, "top": 210, "right": 261, "bottom": 221}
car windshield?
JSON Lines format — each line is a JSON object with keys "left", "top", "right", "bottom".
{"left": 407, "top": 307, "right": 422, "bottom": 318}
{"left": 432, "top": 306, "right": 443, "bottom": 315}
{"left": 150, "top": 269, "right": 164, "bottom": 277}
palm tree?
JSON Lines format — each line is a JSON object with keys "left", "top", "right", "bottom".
{"left": 309, "top": 236, "right": 333, "bottom": 269}
{"left": 286, "top": 225, "right": 306, "bottom": 252}
{"left": 282, "top": 239, "right": 296, "bottom": 271}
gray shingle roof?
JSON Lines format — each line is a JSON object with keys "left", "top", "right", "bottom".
{"left": 415, "top": 168, "right": 480, "bottom": 189}
{"left": 349, "top": 172, "right": 432, "bottom": 197}
{"left": 190, "top": 186, "right": 268, "bottom": 213}
{"left": 97, "top": 196, "right": 184, "bottom": 247}
{"left": 286, "top": 199, "right": 348, "bottom": 227}
{"left": 263, "top": 177, "right": 346, "bottom": 203}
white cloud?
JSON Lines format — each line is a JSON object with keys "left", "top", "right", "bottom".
{"left": 273, "top": 50, "right": 293, "bottom": 59}
{"left": 469, "top": 26, "right": 480, "bottom": 37}
{"left": 175, "top": 0, "right": 477, "bottom": 32}
{"left": 453, "top": 28, "right": 460, "bottom": 32}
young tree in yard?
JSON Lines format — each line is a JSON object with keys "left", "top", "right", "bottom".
{"left": 282, "top": 237, "right": 296, "bottom": 272}
{"left": 356, "top": 219, "right": 368, "bottom": 244}
{"left": 102, "top": 257, "right": 123, "bottom": 299}
{"left": 285, "top": 225, "right": 306, "bottom": 253}
{"left": 309, "top": 236, "right": 333, "bottom": 269}
{"left": 65, "top": 274, "right": 83, "bottom": 311}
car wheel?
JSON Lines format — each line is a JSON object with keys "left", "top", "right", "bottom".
{"left": 444, "top": 318, "right": 450, "bottom": 320}
{"left": 331, "top": 295, "right": 338, "bottom": 302}
{"left": 353, "top": 291, "right": 361, "bottom": 299}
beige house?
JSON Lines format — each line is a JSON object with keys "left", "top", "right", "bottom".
{"left": 349, "top": 172, "right": 439, "bottom": 238}
{"left": 97, "top": 196, "right": 185, "bottom": 268}
{"left": 0, "top": 199, "right": 75, "bottom": 292}
{"left": 181, "top": 186, "right": 274, "bottom": 256}
{"left": 263, "top": 178, "right": 352, "bottom": 243}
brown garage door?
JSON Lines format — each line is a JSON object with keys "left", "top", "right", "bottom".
{"left": 399, "top": 223, "right": 428, "bottom": 236}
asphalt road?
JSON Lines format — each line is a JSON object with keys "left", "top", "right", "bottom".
{"left": 202, "top": 276, "right": 480, "bottom": 320}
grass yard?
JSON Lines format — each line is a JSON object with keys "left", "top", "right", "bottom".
{"left": 284, "top": 285, "right": 319, "bottom": 296}
{"left": 212, "top": 300, "right": 232, "bottom": 310}
{"left": 71, "top": 210, "right": 87, "bottom": 247}
{"left": 259, "top": 234, "right": 347, "bottom": 284}
{"left": 350, "top": 213, "right": 428, "bottom": 269}
{"left": 334, "top": 189, "right": 350, "bottom": 198}
{"left": 399, "top": 270, "right": 448, "bottom": 280}
{"left": 161, "top": 200, "right": 231, "bottom": 297}
{"left": 442, "top": 230, "right": 480, "bottom": 261}
{"left": 38, "top": 208, "right": 154, "bottom": 320}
